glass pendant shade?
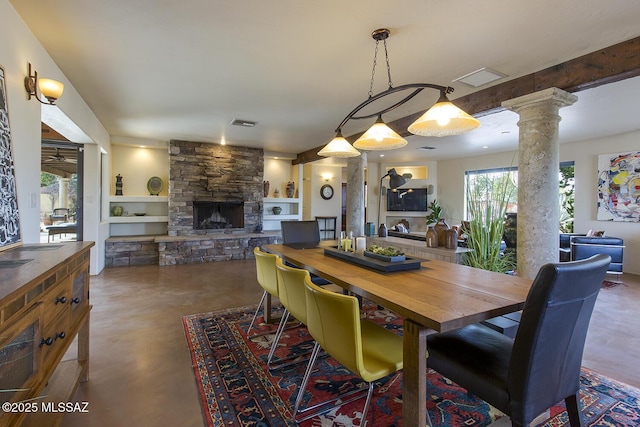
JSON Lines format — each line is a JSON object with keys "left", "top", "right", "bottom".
{"left": 353, "top": 116, "right": 408, "bottom": 150}
{"left": 317, "top": 133, "right": 361, "bottom": 158}
{"left": 408, "top": 94, "right": 480, "bottom": 137}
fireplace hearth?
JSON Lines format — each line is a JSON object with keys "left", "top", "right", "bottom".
{"left": 193, "top": 201, "right": 244, "bottom": 230}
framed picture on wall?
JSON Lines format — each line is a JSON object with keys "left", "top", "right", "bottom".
{"left": 0, "top": 64, "right": 22, "bottom": 250}
{"left": 597, "top": 151, "right": 640, "bottom": 222}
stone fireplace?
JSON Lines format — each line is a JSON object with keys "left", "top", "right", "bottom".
{"left": 168, "top": 140, "right": 264, "bottom": 236}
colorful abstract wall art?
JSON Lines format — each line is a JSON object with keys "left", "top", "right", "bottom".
{"left": 597, "top": 151, "right": 640, "bottom": 222}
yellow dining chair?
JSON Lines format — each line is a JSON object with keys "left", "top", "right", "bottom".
{"left": 247, "top": 247, "right": 282, "bottom": 337}
{"left": 267, "top": 258, "right": 314, "bottom": 370}
{"left": 294, "top": 275, "right": 404, "bottom": 424}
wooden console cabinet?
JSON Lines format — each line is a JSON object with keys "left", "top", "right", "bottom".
{"left": 0, "top": 242, "right": 93, "bottom": 427}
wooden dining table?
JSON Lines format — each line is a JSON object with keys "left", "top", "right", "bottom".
{"left": 265, "top": 243, "right": 533, "bottom": 426}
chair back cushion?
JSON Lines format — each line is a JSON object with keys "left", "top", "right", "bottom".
{"left": 281, "top": 220, "right": 320, "bottom": 245}
{"left": 508, "top": 254, "right": 610, "bottom": 422}
{"left": 304, "top": 276, "right": 364, "bottom": 375}
{"left": 275, "top": 259, "right": 310, "bottom": 324}
{"left": 254, "top": 247, "right": 279, "bottom": 297}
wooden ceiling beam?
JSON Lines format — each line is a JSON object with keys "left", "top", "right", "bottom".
{"left": 41, "top": 123, "right": 69, "bottom": 141}
{"left": 293, "top": 35, "right": 640, "bottom": 165}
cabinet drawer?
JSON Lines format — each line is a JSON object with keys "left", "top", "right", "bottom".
{"left": 42, "top": 277, "right": 72, "bottom": 326}
{"left": 41, "top": 310, "right": 70, "bottom": 367}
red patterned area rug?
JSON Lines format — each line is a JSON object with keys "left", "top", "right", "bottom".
{"left": 601, "top": 280, "right": 627, "bottom": 290}
{"left": 183, "top": 304, "right": 640, "bottom": 427}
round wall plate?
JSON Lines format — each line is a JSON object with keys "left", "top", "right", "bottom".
{"left": 147, "top": 176, "right": 163, "bottom": 195}
{"left": 320, "top": 184, "right": 334, "bottom": 200}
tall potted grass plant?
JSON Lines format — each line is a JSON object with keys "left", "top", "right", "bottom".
{"left": 463, "top": 172, "right": 516, "bottom": 273}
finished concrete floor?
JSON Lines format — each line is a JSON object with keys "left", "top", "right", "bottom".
{"left": 63, "top": 260, "right": 640, "bottom": 426}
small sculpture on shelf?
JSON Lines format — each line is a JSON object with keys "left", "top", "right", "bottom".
{"left": 115, "top": 174, "right": 123, "bottom": 196}
{"left": 286, "top": 181, "right": 295, "bottom": 198}
{"left": 273, "top": 188, "right": 280, "bottom": 198}
{"left": 263, "top": 181, "right": 270, "bottom": 198}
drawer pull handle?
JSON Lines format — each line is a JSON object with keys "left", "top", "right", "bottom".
{"left": 56, "top": 296, "right": 67, "bottom": 304}
{"left": 55, "top": 331, "right": 66, "bottom": 340}
{"left": 70, "top": 297, "right": 81, "bottom": 305}
{"left": 39, "top": 337, "right": 54, "bottom": 347}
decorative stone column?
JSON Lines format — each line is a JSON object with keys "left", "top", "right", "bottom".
{"left": 502, "top": 88, "right": 577, "bottom": 279}
{"left": 58, "top": 177, "right": 70, "bottom": 209}
{"left": 346, "top": 152, "right": 367, "bottom": 237}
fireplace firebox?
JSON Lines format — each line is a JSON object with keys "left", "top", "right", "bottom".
{"left": 193, "top": 201, "right": 244, "bottom": 230}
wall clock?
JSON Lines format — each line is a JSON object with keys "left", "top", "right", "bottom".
{"left": 320, "top": 184, "right": 334, "bottom": 200}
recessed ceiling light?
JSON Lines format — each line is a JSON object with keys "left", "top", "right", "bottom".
{"left": 379, "top": 154, "right": 385, "bottom": 157}
{"left": 231, "top": 119, "right": 257, "bottom": 127}
{"left": 453, "top": 68, "right": 507, "bottom": 88}
{"left": 483, "top": 145, "right": 489, "bottom": 149}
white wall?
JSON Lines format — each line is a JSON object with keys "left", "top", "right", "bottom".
{"left": 1, "top": 0, "right": 111, "bottom": 274}
{"left": 563, "top": 130, "right": 640, "bottom": 274}
{"left": 437, "top": 131, "right": 640, "bottom": 274}
{"left": 109, "top": 144, "right": 169, "bottom": 197}
{"left": 302, "top": 164, "right": 342, "bottom": 220}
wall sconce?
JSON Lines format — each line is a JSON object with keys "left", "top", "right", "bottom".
{"left": 321, "top": 173, "right": 333, "bottom": 181}
{"left": 24, "top": 63, "right": 64, "bottom": 105}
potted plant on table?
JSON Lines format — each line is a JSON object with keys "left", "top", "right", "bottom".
{"left": 425, "top": 199, "right": 442, "bottom": 225}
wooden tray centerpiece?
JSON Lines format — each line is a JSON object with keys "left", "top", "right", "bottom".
{"left": 323, "top": 245, "right": 422, "bottom": 272}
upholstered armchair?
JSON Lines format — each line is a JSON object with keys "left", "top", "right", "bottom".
{"left": 570, "top": 236, "right": 624, "bottom": 278}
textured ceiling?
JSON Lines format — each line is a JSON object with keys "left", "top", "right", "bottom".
{"left": 10, "top": 0, "right": 640, "bottom": 162}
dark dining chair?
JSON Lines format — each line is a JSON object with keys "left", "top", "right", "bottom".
{"left": 426, "top": 254, "right": 611, "bottom": 427}
{"left": 280, "top": 220, "right": 332, "bottom": 286}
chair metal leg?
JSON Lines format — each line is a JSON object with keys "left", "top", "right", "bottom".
{"left": 246, "top": 290, "right": 268, "bottom": 336}
{"left": 293, "top": 342, "right": 372, "bottom": 424}
{"left": 565, "top": 392, "right": 584, "bottom": 427}
{"left": 267, "top": 310, "right": 290, "bottom": 368}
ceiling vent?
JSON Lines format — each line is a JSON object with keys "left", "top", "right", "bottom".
{"left": 452, "top": 68, "right": 507, "bottom": 88}
{"left": 231, "top": 119, "right": 257, "bottom": 127}
{"left": 418, "top": 146, "right": 436, "bottom": 150}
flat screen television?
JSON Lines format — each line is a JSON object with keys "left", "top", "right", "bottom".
{"left": 387, "top": 188, "right": 428, "bottom": 211}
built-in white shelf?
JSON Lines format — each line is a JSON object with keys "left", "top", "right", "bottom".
{"left": 108, "top": 215, "right": 169, "bottom": 223}
{"left": 108, "top": 196, "right": 168, "bottom": 203}
{"left": 108, "top": 195, "right": 169, "bottom": 235}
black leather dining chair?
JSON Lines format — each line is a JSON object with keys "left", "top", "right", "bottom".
{"left": 426, "top": 254, "right": 611, "bottom": 427}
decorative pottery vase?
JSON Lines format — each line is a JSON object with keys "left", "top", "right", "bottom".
{"left": 112, "top": 205, "right": 123, "bottom": 217}
{"left": 444, "top": 228, "right": 459, "bottom": 249}
{"left": 378, "top": 223, "right": 388, "bottom": 237}
{"left": 263, "top": 181, "right": 270, "bottom": 198}
{"left": 426, "top": 226, "right": 438, "bottom": 248}
{"left": 115, "top": 174, "right": 123, "bottom": 196}
{"left": 272, "top": 206, "right": 282, "bottom": 215}
{"left": 286, "top": 181, "right": 295, "bottom": 198}
{"left": 273, "top": 189, "right": 280, "bottom": 198}
{"left": 365, "top": 222, "right": 375, "bottom": 237}
{"left": 503, "top": 212, "right": 517, "bottom": 249}
{"left": 434, "top": 218, "right": 450, "bottom": 247}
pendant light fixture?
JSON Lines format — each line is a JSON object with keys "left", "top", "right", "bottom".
{"left": 318, "top": 29, "right": 480, "bottom": 158}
